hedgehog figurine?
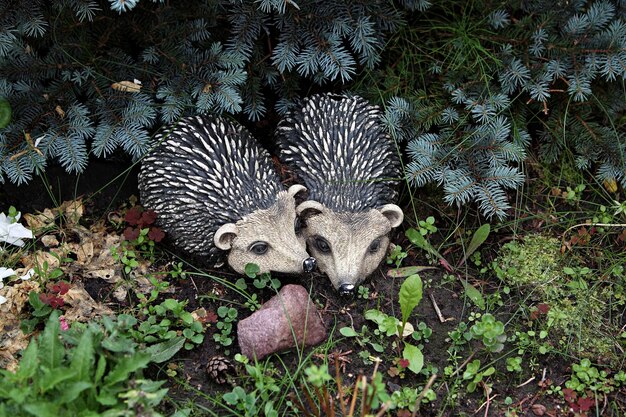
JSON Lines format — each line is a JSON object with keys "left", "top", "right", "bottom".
{"left": 276, "top": 93, "right": 404, "bottom": 295}
{"left": 139, "top": 115, "right": 316, "bottom": 275}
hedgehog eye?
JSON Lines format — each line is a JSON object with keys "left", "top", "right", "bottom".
{"left": 368, "top": 238, "right": 382, "bottom": 254}
{"left": 249, "top": 241, "right": 269, "bottom": 255}
{"left": 314, "top": 236, "right": 331, "bottom": 254}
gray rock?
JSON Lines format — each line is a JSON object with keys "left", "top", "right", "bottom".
{"left": 237, "top": 284, "right": 327, "bottom": 360}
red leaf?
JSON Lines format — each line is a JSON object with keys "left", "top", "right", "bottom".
{"left": 123, "top": 226, "right": 140, "bottom": 241}
{"left": 148, "top": 227, "right": 165, "bottom": 243}
{"left": 49, "top": 296, "right": 65, "bottom": 309}
{"left": 537, "top": 303, "right": 550, "bottom": 314}
{"left": 57, "top": 281, "right": 70, "bottom": 295}
{"left": 205, "top": 310, "right": 218, "bottom": 323}
{"left": 140, "top": 209, "right": 157, "bottom": 227}
{"left": 125, "top": 206, "right": 143, "bottom": 226}
{"left": 576, "top": 396, "right": 595, "bottom": 412}
{"left": 39, "top": 293, "right": 52, "bottom": 304}
{"left": 562, "top": 388, "right": 577, "bottom": 403}
{"left": 398, "top": 358, "right": 410, "bottom": 369}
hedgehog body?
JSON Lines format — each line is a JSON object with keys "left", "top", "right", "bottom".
{"left": 139, "top": 115, "right": 315, "bottom": 274}
{"left": 277, "top": 94, "right": 404, "bottom": 293}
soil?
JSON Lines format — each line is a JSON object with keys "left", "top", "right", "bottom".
{"left": 0, "top": 159, "right": 604, "bottom": 417}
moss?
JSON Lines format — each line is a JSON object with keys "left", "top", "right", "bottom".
{"left": 493, "top": 234, "right": 621, "bottom": 364}
{"left": 493, "top": 235, "right": 564, "bottom": 290}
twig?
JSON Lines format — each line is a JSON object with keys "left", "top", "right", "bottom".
{"left": 335, "top": 358, "right": 348, "bottom": 417}
{"left": 450, "top": 352, "right": 476, "bottom": 378}
{"left": 374, "top": 402, "right": 390, "bottom": 417}
{"left": 429, "top": 292, "right": 446, "bottom": 323}
{"left": 347, "top": 376, "right": 360, "bottom": 417}
{"left": 411, "top": 373, "right": 438, "bottom": 417}
{"left": 516, "top": 376, "right": 536, "bottom": 388}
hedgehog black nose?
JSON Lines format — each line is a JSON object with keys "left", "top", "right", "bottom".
{"left": 303, "top": 257, "right": 317, "bottom": 273}
{"left": 338, "top": 284, "right": 355, "bottom": 296}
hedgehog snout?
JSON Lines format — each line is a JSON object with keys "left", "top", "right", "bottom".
{"left": 338, "top": 283, "right": 355, "bottom": 296}
{"left": 303, "top": 257, "right": 317, "bottom": 273}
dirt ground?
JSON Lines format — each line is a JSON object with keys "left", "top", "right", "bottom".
{"left": 1, "top": 160, "right": 610, "bottom": 417}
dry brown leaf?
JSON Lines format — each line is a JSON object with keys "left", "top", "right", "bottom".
{"left": 0, "top": 280, "right": 41, "bottom": 372}
{"left": 41, "top": 234, "right": 60, "bottom": 247}
{"left": 61, "top": 282, "right": 113, "bottom": 322}
{"left": 21, "top": 250, "right": 62, "bottom": 272}
{"left": 0, "top": 280, "right": 40, "bottom": 317}
{"left": 23, "top": 208, "right": 56, "bottom": 231}
{"left": 111, "top": 80, "right": 141, "bottom": 93}
{"left": 58, "top": 199, "right": 84, "bottom": 225}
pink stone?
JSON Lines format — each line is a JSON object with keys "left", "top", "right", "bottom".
{"left": 237, "top": 284, "right": 326, "bottom": 360}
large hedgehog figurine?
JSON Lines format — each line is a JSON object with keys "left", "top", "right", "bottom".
{"left": 139, "top": 115, "right": 316, "bottom": 275}
{"left": 276, "top": 93, "right": 404, "bottom": 295}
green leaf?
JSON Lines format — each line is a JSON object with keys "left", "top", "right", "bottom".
{"left": 70, "top": 328, "right": 95, "bottom": 381}
{"left": 386, "top": 266, "right": 437, "bottom": 278}
{"left": 459, "top": 224, "right": 491, "bottom": 267}
{"left": 406, "top": 228, "right": 441, "bottom": 258}
{"left": 244, "top": 263, "right": 260, "bottom": 278}
{"left": 15, "top": 339, "right": 39, "bottom": 382}
{"left": 39, "top": 311, "right": 63, "bottom": 370}
{"left": 40, "top": 367, "right": 77, "bottom": 393}
{"left": 339, "top": 327, "right": 358, "bottom": 337}
{"left": 162, "top": 298, "right": 179, "bottom": 310}
{"left": 461, "top": 280, "right": 485, "bottom": 310}
{"left": 483, "top": 366, "right": 496, "bottom": 377}
{"left": 399, "top": 274, "right": 423, "bottom": 329}
{"left": 23, "top": 402, "right": 60, "bottom": 417}
{"left": 402, "top": 343, "right": 424, "bottom": 374}
{"left": 94, "top": 355, "right": 106, "bottom": 384}
{"left": 58, "top": 381, "right": 92, "bottom": 404}
{"left": 103, "top": 352, "right": 151, "bottom": 386}
{"left": 145, "top": 337, "right": 185, "bottom": 363}
{"left": 180, "top": 312, "right": 193, "bottom": 325}
{"left": 364, "top": 309, "right": 386, "bottom": 325}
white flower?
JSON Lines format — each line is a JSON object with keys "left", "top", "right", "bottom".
{"left": 0, "top": 212, "right": 34, "bottom": 247}
{"left": 0, "top": 294, "right": 6, "bottom": 305}
{"left": 0, "top": 267, "right": 16, "bottom": 280}
{"left": 0, "top": 267, "right": 16, "bottom": 291}
{"left": 20, "top": 268, "right": 35, "bottom": 280}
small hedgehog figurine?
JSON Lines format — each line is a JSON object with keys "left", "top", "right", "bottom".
{"left": 139, "top": 115, "right": 316, "bottom": 275}
{"left": 276, "top": 93, "right": 404, "bottom": 295}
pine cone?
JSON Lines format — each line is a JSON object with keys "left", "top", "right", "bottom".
{"left": 206, "top": 355, "right": 234, "bottom": 384}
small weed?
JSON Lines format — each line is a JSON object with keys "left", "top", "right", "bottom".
{"left": 461, "top": 359, "right": 495, "bottom": 393}
{"left": 387, "top": 244, "right": 408, "bottom": 268}
{"left": 505, "top": 356, "right": 523, "bottom": 373}
{"left": 467, "top": 313, "right": 506, "bottom": 353}
{"left": 357, "top": 284, "right": 370, "bottom": 300}
{"left": 133, "top": 298, "right": 205, "bottom": 350}
{"left": 214, "top": 305, "right": 238, "bottom": 352}
{"left": 418, "top": 216, "right": 437, "bottom": 236}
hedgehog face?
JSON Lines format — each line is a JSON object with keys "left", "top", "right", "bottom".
{"left": 297, "top": 201, "right": 403, "bottom": 293}
{"left": 214, "top": 185, "right": 315, "bottom": 274}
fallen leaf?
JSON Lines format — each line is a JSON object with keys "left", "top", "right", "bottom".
{"left": 23, "top": 208, "right": 56, "bottom": 230}
{"left": 58, "top": 199, "right": 84, "bottom": 225}
{"left": 41, "top": 234, "right": 60, "bottom": 247}
{"left": 61, "top": 282, "right": 113, "bottom": 322}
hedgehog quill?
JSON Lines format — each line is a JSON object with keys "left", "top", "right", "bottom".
{"left": 139, "top": 116, "right": 316, "bottom": 275}
{"left": 277, "top": 93, "right": 403, "bottom": 294}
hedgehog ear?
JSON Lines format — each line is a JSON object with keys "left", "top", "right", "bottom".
{"left": 379, "top": 204, "right": 404, "bottom": 228}
{"left": 287, "top": 184, "right": 307, "bottom": 198}
{"left": 296, "top": 200, "right": 325, "bottom": 219}
{"left": 214, "top": 223, "right": 238, "bottom": 250}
